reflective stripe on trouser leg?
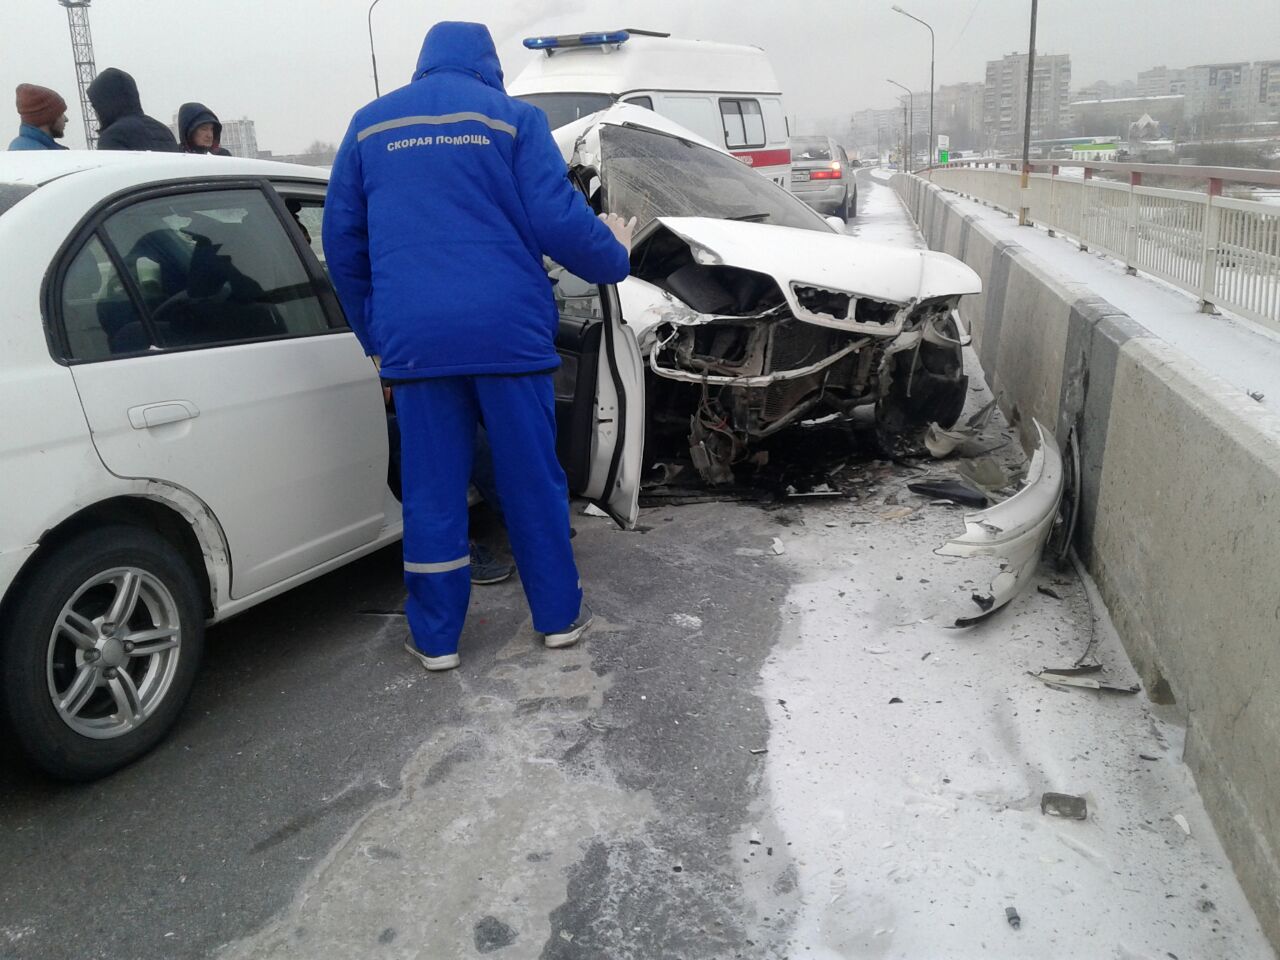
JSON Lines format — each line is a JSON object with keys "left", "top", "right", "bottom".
{"left": 392, "top": 378, "right": 478, "bottom": 657}
{"left": 476, "top": 373, "right": 582, "bottom": 634}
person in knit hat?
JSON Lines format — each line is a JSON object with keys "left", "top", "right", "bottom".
{"left": 9, "top": 83, "right": 70, "bottom": 151}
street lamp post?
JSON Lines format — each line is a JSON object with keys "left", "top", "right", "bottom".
{"left": 1019, "top": 0, "right": 1040, "bottom": 225}
{"left": 892, "top": 5, "right": 934, "bottom": 169}
{"left": 368, "top": 0, "right": 385, "bottom": 97}
{"left": 887, "top": 79, "right": 912, "bottom": 172}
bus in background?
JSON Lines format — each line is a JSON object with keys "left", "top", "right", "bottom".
{"left": 509, "top": 29, "right": 792, "bottom": 190}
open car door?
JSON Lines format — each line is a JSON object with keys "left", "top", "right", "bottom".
{"left": 551, "top": 266, "right": 645, "bottom": 529}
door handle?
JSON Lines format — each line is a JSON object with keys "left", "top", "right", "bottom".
{"left": 127, "top": 401, "right": 200, "bottom": 430}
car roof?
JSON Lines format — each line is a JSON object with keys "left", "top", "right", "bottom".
{"left": 0, "top": 150, "right": 328, "bottom": 188}
{"left": 509, "top": 34, "right": 781, "bottom": 97}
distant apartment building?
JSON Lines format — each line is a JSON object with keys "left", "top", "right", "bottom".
{"left": 934, "top": 82, "right": 985, "bottom": 151}
{"left": 1136, "top": 65, "right": 1188, "bottom": 97}
{"left": 1075, "top": 79, "right": 1137, "bottom": 102}
{"left": 851, "top": 106, "right": 908, "bottom": 156}
{"left": 983, "top": 52, "right": 1072, "bottom": 152}
{"left": 219, "top": 118, "right": 259, "bottom": 159}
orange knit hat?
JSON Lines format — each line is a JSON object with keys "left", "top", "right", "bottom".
{"left": 16, "top": 84, "right": 68, "bottom": 128}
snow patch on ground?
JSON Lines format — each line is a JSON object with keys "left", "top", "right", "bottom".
{"left": 947, "top": 192, "right": 1280, "bottom": 421}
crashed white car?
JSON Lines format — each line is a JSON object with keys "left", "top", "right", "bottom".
{"left": 553, "top": 105, "right": 983, "bottom": 484}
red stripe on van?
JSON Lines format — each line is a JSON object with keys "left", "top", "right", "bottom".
{"left": 731, "top": 148, "right": 791, "bottom": 168}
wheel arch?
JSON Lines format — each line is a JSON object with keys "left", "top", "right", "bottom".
{"left": 3, "top": 490, "right": 229, "bottom": 626}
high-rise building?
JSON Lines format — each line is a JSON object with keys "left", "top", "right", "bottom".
{"left": 1136, "top": 65, "right": 1188, "bottom": 98}
{"left": 982, "top": 52, "right": 1072, "bottom": 153}
{"left": 219, "top": 118, "right": 259, "bottom": 159}
{"left": 934, "top": 82, "right": 985, "bottom": 152}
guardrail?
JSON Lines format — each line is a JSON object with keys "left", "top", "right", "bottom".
{"left": 927, "top": 159, "right": 1280, "bottom": 329}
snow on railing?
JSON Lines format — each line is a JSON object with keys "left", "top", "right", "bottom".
{"left": 926, "top": 159, "right": 1280, "bottom": 329}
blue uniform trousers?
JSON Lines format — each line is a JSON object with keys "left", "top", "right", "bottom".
{"left": 392, "top": 374, "right": 581, "bottom": 656}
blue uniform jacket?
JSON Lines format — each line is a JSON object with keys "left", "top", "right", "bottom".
{"left": 8, "top": 124, "right": 68, "bottom": 151}
{"left": 322, "top": 21, "right": 630, "bottom": 379}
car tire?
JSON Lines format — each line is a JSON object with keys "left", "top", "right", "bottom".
{"left": 0, "top": 525, "right": 205, "bottom": 781}
{"left": 844, "top": 188, "right": 857, "bottom": 220}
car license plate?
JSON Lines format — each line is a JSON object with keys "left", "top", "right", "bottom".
{"left": 791, "top": 170, "right": 810, "bottom": 182}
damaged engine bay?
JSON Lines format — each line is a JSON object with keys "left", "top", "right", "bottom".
{"left": 630, "top": 222, "right": 972, "bottom": 486}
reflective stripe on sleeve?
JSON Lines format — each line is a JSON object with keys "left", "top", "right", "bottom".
{"left": 357, "top": 112, "right": 517, "bottom": 142}
{"left": 404, "top": 556, "right": 470, "bottom": 574}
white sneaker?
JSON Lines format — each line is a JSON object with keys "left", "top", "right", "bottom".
{"left": 543, "top": 603, "right": 594, "bottom": 649}
{"left": 403, "top": 639, "right": 460, "bottom": 671}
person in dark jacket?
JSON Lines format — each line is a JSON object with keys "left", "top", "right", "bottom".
{"left": 324, "top": 21, "right": 634, "bottom": 672}
{"left": 177, "top": 102, "right": 231, "bottom": 155}
{"left": 87, "top": 68, "right": 178, "bottom": 152}
{"left": 9, "top": 84, "right": 69, "bottom": 151}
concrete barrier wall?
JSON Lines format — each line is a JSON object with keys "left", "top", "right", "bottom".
{"left": 891, "top": 173, "right": 1280, "bottom": 950}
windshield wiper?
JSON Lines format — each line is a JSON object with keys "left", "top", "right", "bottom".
{"left": 728, "top": 212, "right": 770, "bottom": 223}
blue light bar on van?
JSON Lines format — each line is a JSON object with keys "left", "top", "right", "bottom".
{"left": 523, "top": 30, "right": 630, "bottom": 51}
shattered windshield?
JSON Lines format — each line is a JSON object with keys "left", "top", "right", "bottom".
{"left": 517, "top": 92, "right": 615, "bottom": 130}
{"left": 599, "top": 123, "right": 830, "bottom": 234}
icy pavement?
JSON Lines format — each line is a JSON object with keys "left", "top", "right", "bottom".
{"left": 942, "top": 187, "right": 1280, "bottom": 423}
{"left": 754, "top": 395, "right": 1272, "bottom": 959}
{"left": 849, "top": 169, "right": 926, "bottom": 249}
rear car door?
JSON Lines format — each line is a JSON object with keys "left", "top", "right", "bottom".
{"left": 53, "top": 181, "right": 390, "bottom": 600}
{"left": 550, "top": 266, "right": 645, "bottom": 528}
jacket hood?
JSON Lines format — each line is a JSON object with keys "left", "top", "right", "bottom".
{"left": 413, "top": 21, "right": 504, "bottom": 90}
{"left": 178, "top": 101, "right": 222, "bottom": 148}
{"left": 87, "top": 68, "right": 143, "bottom": 129}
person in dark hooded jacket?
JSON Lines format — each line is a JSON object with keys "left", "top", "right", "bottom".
{"left": 324, "top": 21, "right": 634, "bottom": 672}
{"left": 87, "top": 68, "right": 178, "bottom": 152}
{"left": 178, "top": 102, "right": 231, "bottom": 155}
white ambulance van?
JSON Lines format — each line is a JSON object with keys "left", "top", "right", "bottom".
{"left": 508, "top": 29, "right": 792, "bottom": 190}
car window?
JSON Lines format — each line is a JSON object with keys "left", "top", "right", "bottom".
{"left": 600, "top": 123, "right": 829, "bottom": 233}
{"left": 0, "top": 183, "right": 37, "bottom": 218}
{"left": 792, "top": 138, "right": 833, "bottom": 161}
{"left": 283, "top": 198, "right": 326, "bottom": 269}
{"left": 515, "top": 92, "right": 615, "bottom": 129}
{"left": 622, "top": 95, "right": 654, "bottom": 110}
{"left": 60, "top": 235, "right": 146, "bottom": 361}
{"left": 720, "top": 99, "right": 766, "bottom": 149}
{"left": 97, "top": 188, "right": 334, "bottom": 352}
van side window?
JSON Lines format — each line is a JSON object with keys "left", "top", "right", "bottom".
{"left": 622, "top": 96, "right": 653, "bottom": 110}
{"left": 659, "top": 96, "right": 721, "bottom": 145}
{"left": 720, "top": 99, "right": 765, "bottom": 149}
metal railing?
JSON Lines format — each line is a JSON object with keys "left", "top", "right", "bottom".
{"left": 926, "top": 159, "right": 1280, "bottom": 329}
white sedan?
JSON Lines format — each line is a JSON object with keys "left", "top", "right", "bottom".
{"left": 0, "top": 151, "right": 642, "bottom": 780}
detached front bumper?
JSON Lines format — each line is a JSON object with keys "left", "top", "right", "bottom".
{"left": 936, "top": 420, "right": 1065, "bottom": 626}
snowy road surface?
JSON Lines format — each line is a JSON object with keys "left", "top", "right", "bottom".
{"left": 0, "top": 173, "right": 1271, "bottom": 960}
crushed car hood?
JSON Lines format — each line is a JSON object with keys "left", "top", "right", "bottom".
{"left": 635, "top": 217, "right": 982, "bottom": 331}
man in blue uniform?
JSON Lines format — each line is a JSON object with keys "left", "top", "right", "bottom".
{"left": 324, "top": 21, "right": 633, "bottom": 671}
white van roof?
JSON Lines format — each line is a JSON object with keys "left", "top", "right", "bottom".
{"left": 508, "top": 33, "right": 782, "bottom": 98}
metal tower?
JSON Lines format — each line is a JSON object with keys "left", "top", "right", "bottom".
{"left": 58, "top": 0, "right": 99, "bottom": 148}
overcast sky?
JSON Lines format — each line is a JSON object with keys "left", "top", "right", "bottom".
{"left": 3, "top": 0, "right": 1276, "bottom": 152}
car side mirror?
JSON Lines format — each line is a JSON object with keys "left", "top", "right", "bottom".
{"left": 825, "top": 216, "right": 846, "bottom": 234}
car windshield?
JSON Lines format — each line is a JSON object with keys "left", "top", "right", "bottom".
{"left": 599, "top": 124, "right": 829, "bottom": 233}
{"left": 516, "top": 92, "right": 616, "bottom": 130}
{"left": 0, "top": 183, "right": 36, "bottom": 218}
{"left": 792, "top": 138, "right": 833, "bottom": 161}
